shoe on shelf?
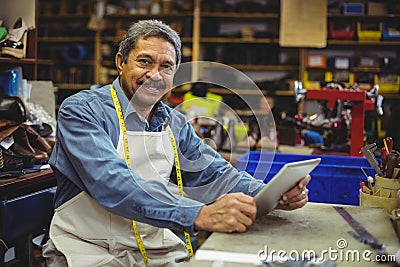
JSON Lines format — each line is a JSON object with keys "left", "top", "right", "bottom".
{"left": 0, "top": 20, "right": 7, "bottom": 42}
{"left": 0, "top": 17, "right": 28, "bottom": 59}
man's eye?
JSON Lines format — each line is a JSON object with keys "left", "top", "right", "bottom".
{"left": 163, "top": 65, "right": 174, "bottom": 73}
{"left": 138, "top": 59, "right": 151, "bottom": 65}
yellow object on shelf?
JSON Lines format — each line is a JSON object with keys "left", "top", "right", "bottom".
{"left": 181, "top": 91, "right": 223, "bottom": 116}
{"left": 223, "top": 124, "right": 249, "bottom": 143}
{"left": 378, "top": 75, "right": 400, "bottom": 93}
{"left": 357, "top": 22, "right": 382, "bottom": 41}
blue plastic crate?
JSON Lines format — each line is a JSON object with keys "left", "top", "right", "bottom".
{"left": 237, "top": 152, "right": 376, "bottom": 205}
{"left": 382, "top": 23, "right": 400, "bottom": 41}
{"left": 258, "top": 171, "right": 331, "bottom": 203}
{"left": 308, "top": 175, "right": 331, "bottom": 203}
{"left": 331, "top": 175, "right": 361, "bottom": 205}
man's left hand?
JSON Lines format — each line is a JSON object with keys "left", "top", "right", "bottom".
{"left": 276, "top": 175, "right": 311, "bottom": 211}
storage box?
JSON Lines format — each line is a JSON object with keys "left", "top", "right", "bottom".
{"left": 237, "top": 152, "right": 376, "bottom": 205}
{"left": 357, "top": 22, "right": 382, "bottom": 41}
{"left": 344, "top": 3, "right": 364, "bottom": 15}
{"left": 328, "top": 56, "right": 354, "bottom": 69}
{"left": 306, "top": 55, "right": 327, "bottom": 68}
{"left": 1, "top": 187, "right": 56, "bottom": 243}
{"left": 326, "top": 71, "right": 353, "bottom": 86}
{"left": 382, "top": 23, "right": 400, "bottom": 41}
{"left": 329, "top": 21, "right": 355, "bottom": 40}
{"left": 378, "top": 74, "right": 400, "bottom": 93}
{"left": 303, "top": 71, "right": 328, "bottom": 89}
{"left": 358, "top": 56, "right": 379, "bottom": 68}
{"left": 367, "top": 2, "right": 387, "bottom": 15}
{"left": 0, "top": 69, "right": 20, "bottom": 96}
{"left": 353, "top": 72, "right": 375, "bottom": 89}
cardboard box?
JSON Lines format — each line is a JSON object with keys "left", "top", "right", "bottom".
{"left": 368, "top": 2, "right": 387, "bottom": 15}
{"left": 280, "top": 0, "right": 327, "bottom": 48}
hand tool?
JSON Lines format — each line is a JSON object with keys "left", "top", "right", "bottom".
{"left": 360, "top": 143, "right": 384, "bottom": 177}
{"left": 0, "top": 169, "right": 40, "bottom": 179}
{"left": 386, "top": 152, "right": 399, "bottom": 179}
{"left": 384, "top": 137, "right": 393, "bottom": 153}
{"left": 381, "top": 147, "right": 389, "bottom": 170}
{"left": 360, "top": 181, "right": 371, "bottom": 194}
{"left": 360, "top": 167, "right": 374, "bottom": 189}
{"left": 334, "top": 206, "right": 387, "bottom": 259}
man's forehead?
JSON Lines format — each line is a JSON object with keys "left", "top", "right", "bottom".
{"left": 133, "top": 37, "right": 176, "bottom": 61}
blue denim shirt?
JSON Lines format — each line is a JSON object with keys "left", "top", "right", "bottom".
{"left": 49, "top": 78, "right": 264, "bottom": 234}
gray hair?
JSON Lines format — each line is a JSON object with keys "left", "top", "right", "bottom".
{"left": 118, "top": 19, "right": 182, "bottom": 67}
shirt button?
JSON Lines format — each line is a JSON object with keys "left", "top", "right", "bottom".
{"left": 180, "top": 217, "right": 186, "bottom": 223}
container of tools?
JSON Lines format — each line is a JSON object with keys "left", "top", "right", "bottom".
{"left": 359, "top": 138, "right": 400, "bottom": 237}
{"left": 359, "top": 175, "right": 400, "bottom": 214}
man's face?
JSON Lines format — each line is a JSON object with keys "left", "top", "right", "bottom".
{"left": 116, "top": 37, "right": 177, "bottom": 108}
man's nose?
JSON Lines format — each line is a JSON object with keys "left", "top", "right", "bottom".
{"left": 146, "top": 66, "right": 162, "bottom": 80}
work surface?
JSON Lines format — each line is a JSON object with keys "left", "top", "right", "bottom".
{"left": 185, "top": 203, "right": 399, "bottom": 267}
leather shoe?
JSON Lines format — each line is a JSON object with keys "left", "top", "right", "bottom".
{"left": 22, "top": 124, "right": 53, "bottom": 155}
{"left": 1, "top": 146, "right": 33, "bottom": 169}
{"left": 10, "top": 126, "right": 49, "bottom": 164}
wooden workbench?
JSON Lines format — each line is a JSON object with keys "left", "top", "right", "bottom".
{"left": 185, "top": 203, "right": 399, "bottom": 266}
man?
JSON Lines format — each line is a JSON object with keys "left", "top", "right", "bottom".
{"left": 43, "top": 20, "right": 310, "bottom": 266}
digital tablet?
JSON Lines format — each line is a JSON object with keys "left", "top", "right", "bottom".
{"left": 255, "top": 158, "right": 321, "bottom": 217}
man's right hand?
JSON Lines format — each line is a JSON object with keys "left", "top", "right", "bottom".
{"left": 193, "top": 192, "right": 256, "bottom": 233}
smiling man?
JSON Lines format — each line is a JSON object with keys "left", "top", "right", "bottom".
{"left": 42, "top": 20, "right": 310, "bottom": 267}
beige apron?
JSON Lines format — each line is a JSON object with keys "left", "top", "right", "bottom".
{"left": 48, "top": 129, "right": 188, "bottom": 266}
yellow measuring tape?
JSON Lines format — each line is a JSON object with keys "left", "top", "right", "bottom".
{"left": 166, "top": 126, "right": 194, "bottom": 258}
{"left": 110, "top": 86, "right": 193, "bottom": 266}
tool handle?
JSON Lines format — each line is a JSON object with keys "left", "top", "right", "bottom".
{"left": 381, "top": 147, "right": 389, "bottom": 170}
{"left": 386, "top": 153, "right": 398, "bottom": 178}
{"left": 385, "top": 137, "right": 393, "bottom": 153}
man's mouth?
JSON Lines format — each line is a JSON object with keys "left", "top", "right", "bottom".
{"left": 137, "top": 80, "right": 166, "bottom": 93}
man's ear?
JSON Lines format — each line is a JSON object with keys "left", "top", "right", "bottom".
{"left": 115, "top": 52, "right": 124, "bottom": 75}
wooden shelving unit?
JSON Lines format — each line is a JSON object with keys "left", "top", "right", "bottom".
{"left": 35, "top": 0, "right": 400, "bottom": 115}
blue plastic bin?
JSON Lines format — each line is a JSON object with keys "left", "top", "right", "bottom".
{"left": 382, "top": 23, "right": 400, "bottom": 41}
{"left": 0, "top": 69, "right": 19, "bottom": 96}
{"left": 237, "top": 152, "right": 376, "bottom": 205}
